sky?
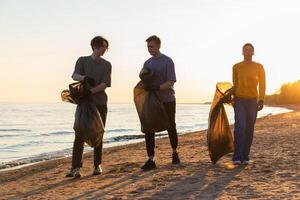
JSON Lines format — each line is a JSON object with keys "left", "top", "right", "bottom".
{"left": 0, "top": 0, "right": 300, "bottom": 103}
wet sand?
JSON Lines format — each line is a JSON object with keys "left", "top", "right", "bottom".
{"left": 0, "top": 107, "right": 299, "bottom": 200}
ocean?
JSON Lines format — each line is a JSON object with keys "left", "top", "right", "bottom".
{"left": 0, "top": 102, "right": 292, "bottom": 169}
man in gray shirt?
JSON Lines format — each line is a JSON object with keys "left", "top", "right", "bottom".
{"left": 66, "top": 36, "right": 112, "bottom": 178}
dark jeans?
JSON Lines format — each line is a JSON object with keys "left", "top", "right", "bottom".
{"left": 233, "top": 97, "right": 257, "bottom": 162}
{"left": 72, "top": 105, "right": 107, "bottom": 168}
{"left": 145, "top": 101, "right": 178, "bottom": 157}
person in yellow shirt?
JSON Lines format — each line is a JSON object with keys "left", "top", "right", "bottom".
{"left": 232, "top": 43, "right": 266, "bottom": 165}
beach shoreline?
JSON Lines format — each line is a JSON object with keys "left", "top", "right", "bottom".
{"left": 0, "top": 105, "right": 289, "bottom": 172}
{"left": 0, "top": 106, "right": 299, "bottom": 199}
{"left": 0, "top": 104, "right": 293, "bottom": 172}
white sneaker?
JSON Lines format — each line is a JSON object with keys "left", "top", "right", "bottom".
{"left": 233, "top": 160, "right": 241, "bottom": 165}
{"left": 242, "top": 160, "right": 249, "bottom": 165}
{"left": 93, "top": 165, "right": 103, "bottom": 175}
{"left": 65, "top": 167, "right": 81, "bottom": 178}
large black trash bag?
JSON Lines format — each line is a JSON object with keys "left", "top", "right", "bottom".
{"left": 134, "top": 67, "right": 170, "bottom": 133}
{"left": 207, "top": 82, "right": 234, "bottom": 164}
{"left": 61, "top": 81, "right": 104, "bottom": 147}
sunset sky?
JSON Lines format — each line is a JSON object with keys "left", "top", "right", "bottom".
{"left": 1, "top": 0, "right": 300, "bottom": 103}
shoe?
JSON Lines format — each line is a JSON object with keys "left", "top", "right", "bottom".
{"left": 233, "top": 160, "right": 241, "bottom": 165}
{"left": 65, "top": 168, "right": 81, "bottom": 178}
{"left": 172, "top": 152, "right": 181, "bottom": 164}
{"left": 93, "top": 165, "right": 103, "bottom": 175}
{"left": 242, "top": 160, "right": 249, "bottom": 165}
{"left": 141, "top": 159, "right": 157, "bottom": 171}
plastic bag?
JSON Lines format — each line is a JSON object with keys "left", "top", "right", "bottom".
{"left": 207, "top": 82, "right": 234, "bottom": 164}
{"left": 61, "top": 81, "right": 104, "bottom": 147}
{"left": 134, "top": 67, "right": 170, "bottom": 133}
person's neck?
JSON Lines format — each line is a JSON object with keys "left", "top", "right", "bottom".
{"left": 153, "top": 52, "right": 162, "bottom": 58}
{"left": 243, "top": 58, "right": 253, "bottom": 64}
{"left": 91, "top": 53, "right": 102, "bottom": 61}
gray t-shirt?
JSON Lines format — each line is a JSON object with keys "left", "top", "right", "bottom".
{"left": 72, "top": 56, "right": 112, "bottom": 106}
{"left": 143, "top": 54, "right": 176, "bottom": 102}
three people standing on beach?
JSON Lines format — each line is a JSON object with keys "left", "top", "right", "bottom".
{"left": 65, "top": 35, "right": 266, "bottom": 177}
{"left": 140, "top": 35, "right": 180, "bottom": 171}
{"left": 66, "top": 36, "right": 112, "bottom": 178}
{"left": 232, "top": 43, "right": 266, "bottom": 165}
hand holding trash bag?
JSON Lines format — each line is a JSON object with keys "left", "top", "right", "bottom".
{"left": 84, "top": 88, "right": 92, "bottom": 97}
{"left": 139, "top": 67, "right": 154, "bottom": 83}
{"left": 219, "top": 88, "right": 234, "bottom": 104}
{"left": 84, "top": 76, "right": 96, "bottom": 87}
{"left": 207, "top": 82, "right": 234, "bottom": 164}
{"left": 139, "top": 67, "right": 160, "bottom": 92}
{"left": 61, "top": 81, "right": 104, "bottom": 147}
{"left": 134, "top": 67, "right": 170, "bottom": 133}
{"left": 145, "top": 85, "right": 160, "bottom": 92}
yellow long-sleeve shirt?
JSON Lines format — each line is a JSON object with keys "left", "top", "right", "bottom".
{"left": 232, "top": 61, "right": 266, "bottom": 101}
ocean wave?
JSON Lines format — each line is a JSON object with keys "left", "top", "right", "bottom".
{"left": 0, "top": 134, "right": 20, "bottom": 138}
{"left": 0, "top": 128, "right": 31, "bottom": 132}
{"left": 105, "top": 128, "right": 136, "bottom": 133}
{"left": 104, "top": 132, "right": 168, "bottom": 143}
{"left": 40, "top": 131, "right": 74, "bottom": 136}
{"left": 0, "top": 123, "right": 27, "bottom": 127}
{"left": 177, "top": 125, "right": 196, "bottom": 129}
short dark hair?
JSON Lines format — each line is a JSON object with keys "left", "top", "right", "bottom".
{"left": 90, "top": 36, "right": 109, "bottom": 50}
{"left": 146, "top": 35, "right": 161, "bottom": 45}
{"left": 243, "top": 43, "right": 254, "bottom": 50}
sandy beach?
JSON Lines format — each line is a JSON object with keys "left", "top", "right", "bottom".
{"left": 0, "top": 108, "right": 299, "bottom": 200}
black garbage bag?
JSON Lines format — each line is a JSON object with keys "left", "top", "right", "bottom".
{"left": 61, "top": 81, "right": 104, "bottom": 147}
{"left": 73, "top": 101, "right": 104, "bottom": 147}
{"left": 134, "top": 67, "right": 170, "bottom": 133}
{"left": 61, "top": 81, "right": 87, "bottom": 104}
{"left": 207, "top": 82, "right": 234, "bottom": 164}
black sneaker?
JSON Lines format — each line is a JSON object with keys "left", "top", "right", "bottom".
{"left": 93, "top": 165, "right": 103, "bottom": 175}
{"left": 172, "top": 152, "right": 180, "bottom": 164}
{"left": 65, "top": 168, "right": 81, "bottom": 178}
{"left": 141, "top": 159, "right": 157, "bottom": 171}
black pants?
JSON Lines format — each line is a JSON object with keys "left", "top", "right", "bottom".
{"left": 145, "top": 101, "right": 178, "bottom": 157}
{"left": 72, "top": 105, "right": 107, "bottom": 168}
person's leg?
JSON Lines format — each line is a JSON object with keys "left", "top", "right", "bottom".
{"left": 164, "top": 101, "right": 180, "bottom": 164}
{"left": 94, "top": 105, "right": 107, "bottom": 167}
{"left": 71, "top": 134, "right": 85, "bottom": 169}
{"left": 233, "top": 98, "right": 247, "bottom": 162}
{"left": 145, "top": 132, "right": 155, "bottom": 158}
{"left": 243, "top": 99, "right": 258, "bottom": 162}
{"left": 163, "top": 101, "right": 178, "bottom": 152}
{"left": 141, "top": 132, "right": 157, "bottom": 170}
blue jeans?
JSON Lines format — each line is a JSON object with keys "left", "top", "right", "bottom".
{"left": 233, "top": 97, "right": 257, "bottom": 162}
